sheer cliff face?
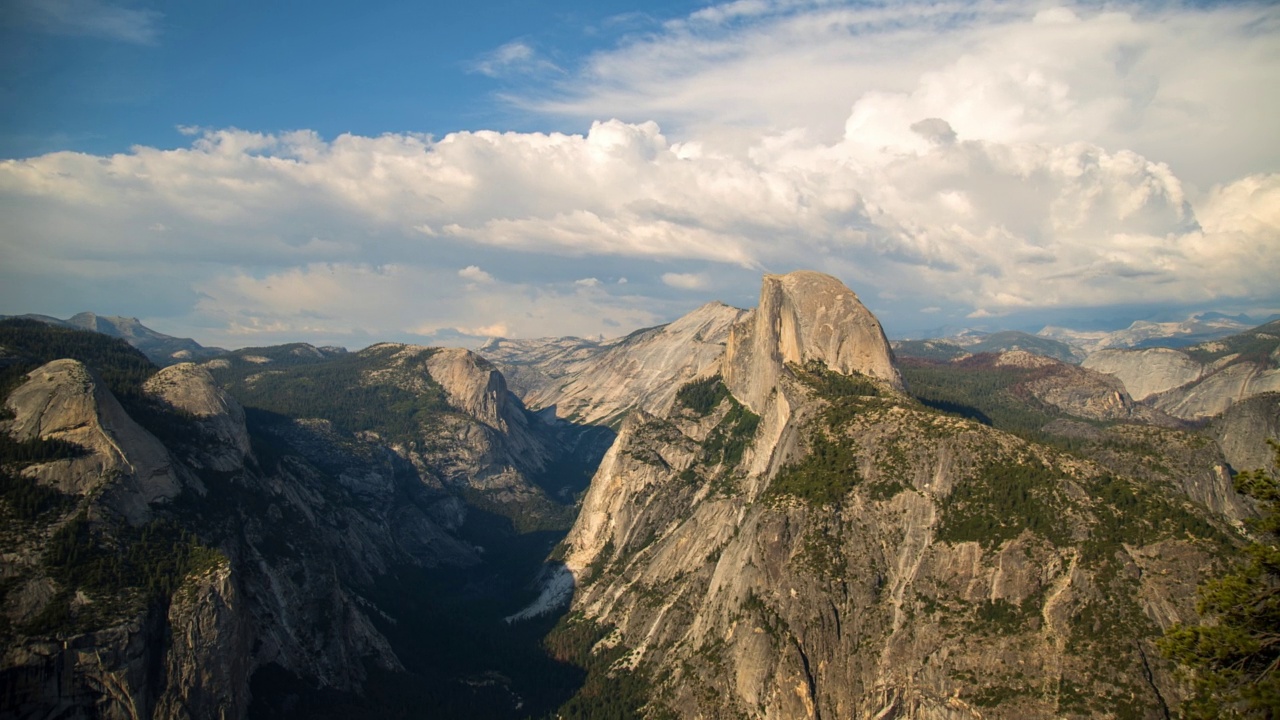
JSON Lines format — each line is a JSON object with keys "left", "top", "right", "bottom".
{"left": 483, "top": 301, "right": 749, "bottom": 427}
{"left": 560, "top": 273, "right": 1231, "bottom": 719}
{"left": 724, "top": 271, "right": 902, "bottom": 416}
{"left": 1083, "top": 327, "right": 1280, "bottom": 419}
{"left": 0, "top": 349, "right": 513, "bottom": 718}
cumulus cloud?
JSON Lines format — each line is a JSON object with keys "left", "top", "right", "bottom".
{"left": 0, "top": 1, "right": 1277, "bottom": 346}
{"left": 459, "top": 265, "right": 495, "bottom": 283}
{"left": 537, "top": 1, "right": 1279, "bottom": 188}
{"left": 662, "top": 272, "right": 708, "bottom": 289}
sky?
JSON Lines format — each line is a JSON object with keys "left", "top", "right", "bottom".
{"left": 1, "top": 0, "right": 1278, "bottom": 349}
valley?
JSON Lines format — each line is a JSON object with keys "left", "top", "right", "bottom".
{"left": 2, "top": 271, "right": 1277, "bottom": 718}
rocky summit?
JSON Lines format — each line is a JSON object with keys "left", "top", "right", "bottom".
{"left": 1, "top": 272, "right": 1275, "bottom": 719}
{"left": 551, "top": 272, "right": 1251, "bottom": 718}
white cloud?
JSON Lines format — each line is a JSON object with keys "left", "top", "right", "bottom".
{"left": 472, "top": 40, "right": 561, "bottom": 78}
{"left": 0, "top": 2, "right": 1277, "bottom": 345}
{"left": 535, "top": 2, "right": 1279, "bottom": 189}
{"left": 662, "top": 272, "right": 708, "bottom": 289}
{"left": 182, "top": 263, "right": 668, "bottom": 348}
{"left": 459, "top": 265, "right": 495, "bottom": 283}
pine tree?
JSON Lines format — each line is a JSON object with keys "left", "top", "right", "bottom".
{"left": 1161, "top": 441, "right": 1280, "bottom": 718}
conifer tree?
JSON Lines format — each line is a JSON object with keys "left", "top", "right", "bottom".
{"left": 1161, "top": 441, "right": 1280, "bottom": 718}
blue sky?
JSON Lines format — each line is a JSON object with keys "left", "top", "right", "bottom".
{"left": 2, "top": 0, "right": 1278, "bottom": 348}
{"left": 1, "top": 0, "right": 697, "bottom": 156}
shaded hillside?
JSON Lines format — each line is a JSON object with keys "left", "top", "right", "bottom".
{"left": 4, "top": 312, "right": 226, "bottom": 366}
{"left": 0, "top": 322, "right": 605, "bottom": 719}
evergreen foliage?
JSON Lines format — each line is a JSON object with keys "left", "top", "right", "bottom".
{"left": 899, "top": 358, "right": 1066, "bottom": 440}
{"left": 675, "top": 376, "right": 760, "bottom": 475}
{"left": 543, "top": 613, "right": 657, "bottom": 719}
{"left": 794, "top": 359, "right": 881, "bottom": 400}
{"left": 0, "top": 319, "right": 201, "bottom": 448}
{"left": 0, "top": 318, "right": 156, "bottom": 401}
{"left": 1182, "top": 320, "right": 1280, "bottom": 368}
{"left": 41, "top": 513, "right": 224, "bottom": 619}
{"left": 766, "top": 430, "right": 861, "bottom": 506}
{"left": 0, "top": 431, "right": 81, "bottom": 521}
{"left": 936, "top": 458, "right": 1069, "bottom": 548}
{"left": 703, "top": 397, "right": 760, "bottom": 469}
{"left": 210, "top": 346, "right": 451, "bottom": 446}
{"left": 1081, "top": 473, "right": 1224, "bottom": 561}
{"left": 1160, "top": 441, "right": 1280, "bottom": 718}
{"left": 674, "top": 375, "right": 729, "bottom": 416}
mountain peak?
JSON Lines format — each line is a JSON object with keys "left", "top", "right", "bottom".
{"left": 724, "top": 271, "right": 902, "bottom": 413}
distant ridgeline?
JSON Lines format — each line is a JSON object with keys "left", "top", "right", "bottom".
{"left": 2, "top": 279, "right": 1278, "bottom": 719}
{"left": 0, "top": 319, "right": 611, "bottom": 718}
{"left": 0, "top": 312, "right": 225, "bottom": 366}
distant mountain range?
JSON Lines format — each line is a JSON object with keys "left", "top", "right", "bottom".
{"left": 893, "top": 312, "right": 1280, "bottom": 365}
{"left": 3, "top": 273, "right": 1278, "bottom": 718}
{"left": 1038, "top": 312, "right": 1279, "bottom": 353}
{"left": 894, "top": 330, "right": 1085, "bottom": 363}
{"left": 1, "top": 312, "right": 227, "bottom": 366}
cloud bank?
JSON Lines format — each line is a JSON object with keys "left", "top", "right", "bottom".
{"left": 1, "top": 2, "right": 1277, "bottom": 347}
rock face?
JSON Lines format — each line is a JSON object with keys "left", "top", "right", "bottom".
{"left": 0, "top": 330, "right": 563, "bottom": 718}
{"left": 482, "top": 302, "right": 748, "bottom": 426}
{"left": 144, "top": 362, "right": 251, "bottom": 471}
{"left": 5, "top": 312, "right": 226, "bottom": 365}
{"left": 4, "top": 359, "right": 182, "bottom": 524}
{"left": 1040, "top": 314, "right": 1254, "bottom": 354}
{"left": 424, "top": 347, "right": 547, "bottom": 470}
{"left": 1210, "top": 392, "right": 1280, "bottom": 475}
{"left": 553, "top": 273, "right": 1235, "bottom": 719}
{"left": 156, "top": 561, "right": 253, "bottom": 720}
{"left": 724, "top": 271, "right": 902, "bottom": 415}
{"left": 1082, "top": 348, "right": 1204, "bottom": 401}
{"left": 1151, "top": 361, "right": 1280, "bottom": 419}
{"left": 1083, "top": 321, "right": 1280, "bottom": 419}
{"left": 995, "top": 351, "right": 1173, "bottom": 425}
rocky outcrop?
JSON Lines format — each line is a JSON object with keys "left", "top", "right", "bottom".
{"left": 157, "top": 561, "right": 252, "bottom": 720}
{"left": 1041, "top": 315, "right": 1253, "bottom": 354}
{"left": 0, "top": 338, "right": 534, "bottom": 718}
{"left": 724, "top": 270, "right": 902, "bottom": 415}
{"left": 552, "top": 272, "right": 1230, "bottom": 719}
{"left": 145, "top": 362, "right": 252, "bottom": 472}
{"left": 423, "top": 347, "right": 547, "bottom": 467}
{"left": 558, "top": 389, "right": 1218, "bottom": 718}
{"left": 1151, "top": 362, "right": 1280, "bottom": 419}
{"left": 1210, "top": 392, "right": 1280, "bottom": 475}
{"left": 6, "top": 312, "right": 227, "bottom": 365}
{"left": 1082, "top": 348, "right": 1204, "bottom": 401}
{"left": 483, "top": 302, "right": 748, "bottom": 426}
{"left": 998, "top": 351, "right": 1174, "bottom": 424}
{"left": 3, "top": 359, "right": 181, "bottom": 524}
{"left": 1083, "top": 322, "right": 1280, "bottom": 420}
